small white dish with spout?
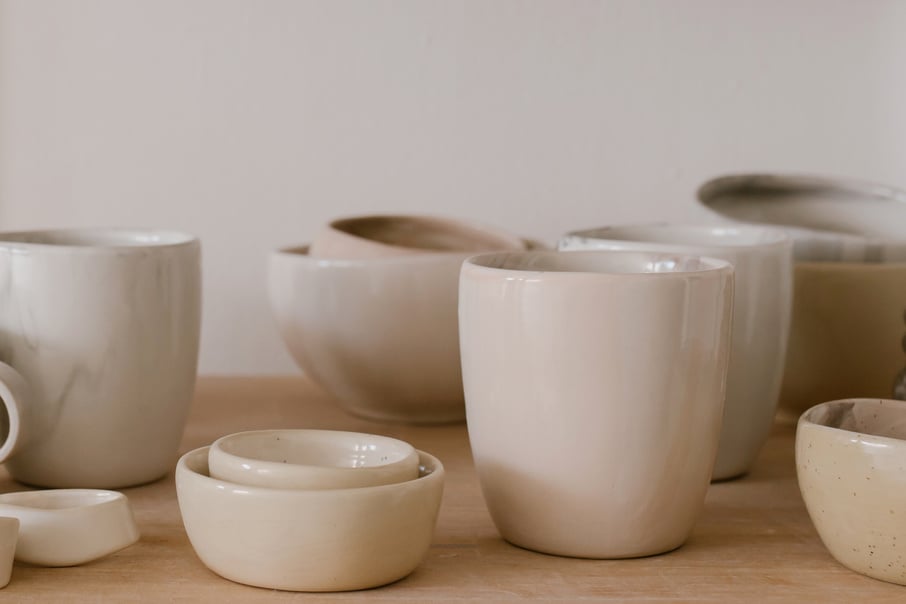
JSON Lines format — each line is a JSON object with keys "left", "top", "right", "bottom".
{"left": 0, "top": 489, "right": 140, "bottom": 566}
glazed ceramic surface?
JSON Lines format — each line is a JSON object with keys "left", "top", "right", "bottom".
{"left": 0, "top": 517, "right": 17, "bottom": 588}
{"left": 560, "top": 224, "right": 792, "bottom": 480}
{"left": 697, "top": 174, "right": 906, "bottom": 419}
{"left": 208, "top": 429, "right": 419, "bottom": 489}
{"left": 309, "top": 214, "right": 526, "bottom": 259}
{"left": 0, "top": 229, "right": 201, "bottom": 488}
{"left": 176, "top": 446, "right": 444, "bottom": 592}
{"left": 269, "top": 246, "right": 468, "bottom": 423}
{"left": 0, "top": 489, "right": 139, "bottom": 567}
{"left": 698, "top": 173, "right": 906, "bottom": 262}
{"left": 778, "top": 262, "right": 906, "bottom": 419}
{"left": 459, "top": 250, "right": 734, "bottom": 558}
{"left": 797, "top": 398, "right": 906, "bottom": 585}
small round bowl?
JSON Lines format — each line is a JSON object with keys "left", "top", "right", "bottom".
{"left": 0, "top": 489, "right": 140, "bottom": 567}
{"left": 797, "top": 398, "right": 906, "bottom": 585}
{"left": 208, "top": 429, "right": 419, "bottom": 490}
{"left": 269, "top": 246, "right": 471, "bottom": 423}
{"left": 176, "top": 446, "right": 445, "bottom": 592}
{"left": 309, "top": 214, "right": 526, "bottom": 259}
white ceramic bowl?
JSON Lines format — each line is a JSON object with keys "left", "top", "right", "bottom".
{"left": 269, "top": 246, "right": 472, "bottom": 423}
{"left": 309, "top": 214, "right": 526, "bottom": 259}
{"left": 797, "top": 398, "right": 906, "bottom": 585}
{"left": 697, "top": 172, "right": 906, "bottom": 262}
{"left": 208, "top": 429, "right": 419, "bottom": 490}
{"left": 176, "top": 446, "right": 445, "bottom": 592}
{"left": 0, "top": 489, "right": 140, "bottom": 567}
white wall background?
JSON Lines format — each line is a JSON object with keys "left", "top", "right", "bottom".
{"left": 1, "top": 0, "right": 905, "bottom": 374}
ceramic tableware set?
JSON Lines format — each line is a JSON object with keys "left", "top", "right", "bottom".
{"left": 176, "top": 429, "right": 443, "bottom": 591}
{"left": 0, "top": 173, "right": 905, "bottom": 591}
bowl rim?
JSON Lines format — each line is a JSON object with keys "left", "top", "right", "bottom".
{"left": 798, "top": 398, "right": 906, "bottom": 447}
{"left": 561, "top": 222, "right": 792, "bottom": 251}
{"left": 271, "top": 244, "right": 485, "bottom": 265}
{"left": 178, "top": 446, "right": 444, "bottom": 497}
{"left": 209, "top": 428, "right": 418, "bottom": 474}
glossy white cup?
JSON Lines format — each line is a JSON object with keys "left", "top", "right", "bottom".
{"left": 460, "top": 250, "right": 734, "bottom": 558}
{"left": 560, "top": 224, "right": 793, "bottom": 479}
{"left": 0, "top": 229, "right": 201, "bottom": 488}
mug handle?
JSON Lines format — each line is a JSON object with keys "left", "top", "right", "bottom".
{"left": 0, "top": 362, "right": 30, "bottom": 463}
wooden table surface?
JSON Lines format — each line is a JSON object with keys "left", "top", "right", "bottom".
{"left": 1, "top": 376, "right": 904, "bottom": 602}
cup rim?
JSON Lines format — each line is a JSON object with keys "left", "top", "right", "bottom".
{"left": 561, "top": 222, "right": 791, "bottom": 251}
{"left": 0, "top": 229, "right": 198, "bottom": 251}
{"left": 462, "top": 249, "right": 733, "bottom": 279}
{"left": 798, "top": 398, "right": 906, "bottom": 446}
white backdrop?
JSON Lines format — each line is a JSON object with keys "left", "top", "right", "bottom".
{"left": 1, "top": 0, "right": 905, "bottom": 374}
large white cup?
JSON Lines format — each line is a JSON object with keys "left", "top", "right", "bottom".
{"left": 0, "top": 229, "right": 201, "bottom": 488}
{"left": 559, "top": 224, "right": 793, "bottom": 479}
{"left": 460, "top": 250, "right": 734, "bottom": 558}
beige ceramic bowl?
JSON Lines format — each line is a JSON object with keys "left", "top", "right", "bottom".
{"left": 797, "top": 398, "right": 906, "bottom": 585}
{"left": 177, "top": 446, "right": 444, "bottom": 592}
{"left": 309, "top": 214, "right": 526, "bottom": 259}
{"left": 208, "top": 429, "right": 419, "bottom": 490}
{"left": 269, "top": 246, "right": 473, "bottom": 423}
{"left": 0, "top": 517, "right": 17, "bottom": 588}
{"left": 779, "top": 263, "right": 906, "bottom": 420}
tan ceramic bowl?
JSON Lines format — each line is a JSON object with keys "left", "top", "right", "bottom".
{"left": 176, "top": 446, "right": 444, "bottom": 592}
{"left": 309, "top": 214, "right": 526, "bottom": 259}
{"left": 797, "top": 398, "right": 906, "bottom": 585}
{"left": 208, "top": 429, "right": 419, "bottom": 490}
{"left": 269, "top": 246, "right": 475, "bottom": 423}
{"left": 778, "top": 263, "right": 906, "bottom": 420}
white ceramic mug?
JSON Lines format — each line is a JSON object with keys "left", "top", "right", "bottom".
{"left": 559, "top": 224, "right": 793, "bottom": 480}
{"left": 460, "top": 250, "right": 734, "bottom": 558}
{"left": 0, "top": 229, "right": 201, "bottom": 488}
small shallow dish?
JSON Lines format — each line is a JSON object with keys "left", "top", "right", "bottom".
{"left": 797, "top": 398, "right": 906, "bottom": 585}
{"left": 0, "top": 517, "right": 17, "bottom": 588}
{"left": 309, "top": 214, "right": 526, "bottom": 259}
{"left": 208, "top": 429, "right": 419, "bottom": 489}
{"left": 177, "top": 446, "right": 444, "bottom": 592}
{"left": 0, "top": 489, "right": 140, "bottom": 566}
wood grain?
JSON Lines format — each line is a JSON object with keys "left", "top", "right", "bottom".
{"left": 1, "top": 376, "right": 903, "bottom": 601}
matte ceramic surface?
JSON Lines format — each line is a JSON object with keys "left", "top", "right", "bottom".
{"left": 697, "top": 173, "right": 906, "bottom": 262}
{"left": 796, "top": 398, "right": 906, "bottom": 585}
{"left": 779, "top": 262, "right": 906, "bottom": 420}
{"left": 459, "top": 250, "right": 734, "bottom": 558}
{"left": 0, "top": 517, "right": 17, "bottom": 588}
{"left": 309, "top": 214, "right": 526, "bottom": 259}
{"left": 177, "top": 446, "right": 444, "bottom": 592}
{"left": 0, "top": 489, "right": 140, "bottom": 567}
{"left": 560, "top": 224, "right": 792, "bottom": 480}
{"left": 269, "top": 246, "right": 468, "bottom": 423}
{"left": 0, "top": 229, "right": 201, "bottom": 488}
{"left": 208, "top": 429, "right": 419, "bottom": 489}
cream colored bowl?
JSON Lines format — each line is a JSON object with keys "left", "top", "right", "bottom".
{"left": 176, "top": 446, "right": 445, "bottom": 592}
{"left": 208, "top": 429, "right": 419, "bottom": 489}
{"left": 0, "top": 489, "right": 140, "bottom": 567}
{"left": 0, "top": 517, "right": 17, "bottom": 588}
{"left": 797, "top": 398, "right": 906, "bottom": 585}
{"left": 310, "top": 214, "right": 526, "bottom": 259}
{"left": 269, "top": 246, "right": 472, "bottom": 423}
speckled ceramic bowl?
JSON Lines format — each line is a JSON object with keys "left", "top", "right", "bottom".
{"left": 177, "top": 446, "right": 444, "bottom": 592}
{"left": 797, "top": 398, "right": 906, "bottom": 585}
